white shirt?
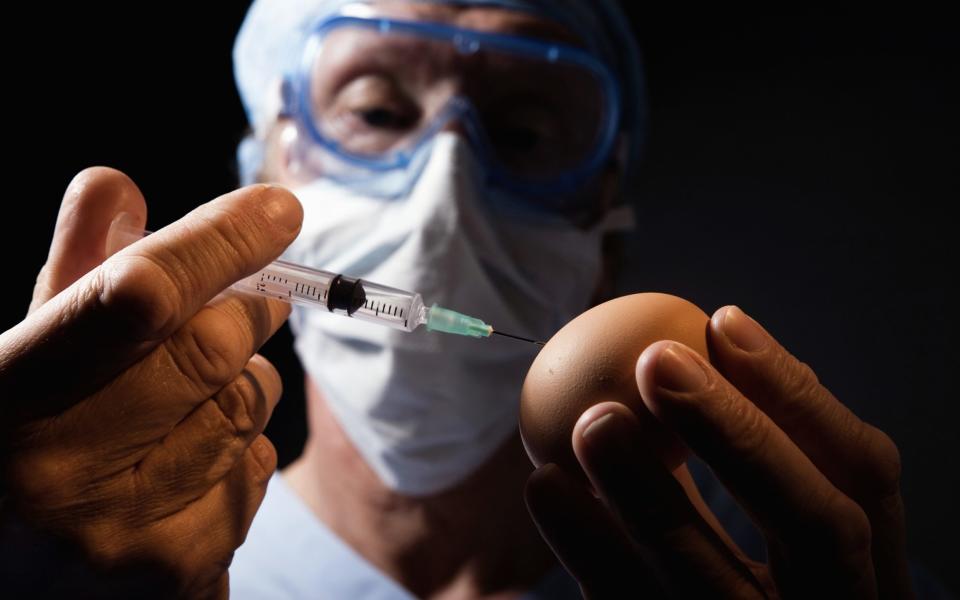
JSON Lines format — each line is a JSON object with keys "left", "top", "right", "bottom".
{"left": 229, "top": 474, "right": 582, "bottom": 599}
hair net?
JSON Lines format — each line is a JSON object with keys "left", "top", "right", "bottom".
{"left": 233, "top": 0, "right": 646, "bottom": 184}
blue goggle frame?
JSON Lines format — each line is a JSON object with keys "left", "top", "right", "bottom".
{"left": 283, "top": 15, "right": 622, "bottom": 207}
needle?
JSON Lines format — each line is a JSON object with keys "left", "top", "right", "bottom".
{"left": 491, "top": 330, "right": 545, "bottom": 346}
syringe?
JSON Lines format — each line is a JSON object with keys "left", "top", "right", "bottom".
{"left": 107, "top": 222, "right": 542, "bottom": 344}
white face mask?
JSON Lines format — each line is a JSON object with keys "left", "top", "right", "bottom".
{"left": 285, "top": 133, "right": 631, "bottom": 496}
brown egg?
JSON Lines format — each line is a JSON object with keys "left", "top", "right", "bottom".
{"left": 519, "top": 293, "right": 710, "bottom": 476}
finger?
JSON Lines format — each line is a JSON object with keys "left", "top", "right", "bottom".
{"left": 30, "top": 167, "right": 148, "bottom": 314}
{"left": 1, "top": 184, "right": 302, "bottom": 424}
{"left": 209, "top": 574, "right": 230, "bottom": 600}
{"left": 192, "top": 436, "right": 276, "bottom": 555}
{"left": 525, "top": 463, "right": 659, "bottom": 599}
{"left": 161, "top": 435, "right": 276, "bottom": 597}
{"left": 637, "top": 341, "right": 878, "bottom": 598}
{"left": 708, "top": 306, "right": 911, "bottom": 598}
{"left": 135, "top": 354, "right": 282, "bottom": 511}
{"left": 708, "top": 306, "right": 902, "bottom": 501}
{"left": 573, "top": 402, "right": 765, "bottom": 598}
{"left": 75, "top": 292, "right": 290, "bottom": 453}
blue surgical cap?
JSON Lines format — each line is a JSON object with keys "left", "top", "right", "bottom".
{"left": 233, "top": 0, "right": 646, "bottom": 183}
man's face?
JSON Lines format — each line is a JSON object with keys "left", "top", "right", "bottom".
{"left": 265, "top": 0, "right": 621, "bottom": 227}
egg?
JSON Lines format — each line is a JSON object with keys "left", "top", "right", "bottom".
{"left": 519, "top": 292, "right": 710, "bottom": 476}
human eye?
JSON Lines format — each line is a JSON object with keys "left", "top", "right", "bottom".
{"left": 352, "top": 105, "right": 416, "bottom": 130}
{"left": 329, "top": 76, "right": 419, "bottom": 132}
{"left": 485, "top": 100, "right": 559, "bottom": 153}
{"left": 488, "top": 119, "right": 549, "bottom": 152}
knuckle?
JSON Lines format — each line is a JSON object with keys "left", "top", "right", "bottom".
{"left": 810, "top": 491, "right": 873, "bottom": 560}
{"left": 251, "top": 354, "right": 283, "bottom": 393}
{"left": 9, "top": 450, "right": 80, "bottom": 509}
{"left": 94, "top": 254, "right": 182, "bottom": 342}
{"left": 860, "top": 425, "right": 903, "bottom": 496}
{"left": 772, "top": 351, "right": 822, "bottom": 404}
{"left": 168, "top": 318, "right": 246, "bottom": 391}
{"left": 724, "top": 394, "right": 774, "bottom": 462}
{"left": 213, "top": 372, "right": 268, "bottom": 438}
{"left": 213, "top": 297, "right": 262, "bottom": 352}
{"left": 200, "top": 207, "right": 263, "bottom": 270}
{"left": 248, "top": 436, "right": 278, "bottom": 483}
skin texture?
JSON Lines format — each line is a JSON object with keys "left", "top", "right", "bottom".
{"left": 524, "top": 307, "right": 913, "bottom": 599}
{"left": 0, "top": 167, "right": 303, "bottom": 598}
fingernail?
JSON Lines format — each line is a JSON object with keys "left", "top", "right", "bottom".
{"left": 579, "top": 409, "right": 638, "bottom": 471}
{"left": 106, "top": 211, "right": 141, "bottom": 254}
{"left": 581, "top": 411, "right": 620, "bottom": 441}
{"left": 657, "top": 344, "right": 708, "bottom": 392}
{"left": 262, "top": 186, "right": 302, "bottom": 233}
{"left": 717, "top": 306, "right": 768, "bottom": 352}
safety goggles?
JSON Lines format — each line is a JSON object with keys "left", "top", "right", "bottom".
{"left": 280, "top": 13, "right": 622, "bottom": 215}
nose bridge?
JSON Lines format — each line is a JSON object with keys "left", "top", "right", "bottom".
{"left": 431, "top": 92, "right": 479, "bottom": 142}
{"left": 419, "top": 34, "right": 488, "bottom": 141}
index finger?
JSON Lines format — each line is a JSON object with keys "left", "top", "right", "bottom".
{"left": 637, "top": 341, "right": 878, "bottom": 598}
{"left": 707, "top": 305, "right": 902, "bottom": 500}
{"left": 708, "top": 305, "right": 910, "bottom": 597}
{"left": 0, "top": 184, "right": 302, "bottom": 424}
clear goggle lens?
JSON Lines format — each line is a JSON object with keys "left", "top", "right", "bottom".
{"left": 286, "top": 16, "right": 620, "bottom": 200}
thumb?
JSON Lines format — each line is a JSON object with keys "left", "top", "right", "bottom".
{"left": 30, "top": 167, "right": 147, "bottom": 314}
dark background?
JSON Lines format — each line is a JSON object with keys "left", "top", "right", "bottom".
{"left": 4, "top": 3, "right": 956, "bottom": 594}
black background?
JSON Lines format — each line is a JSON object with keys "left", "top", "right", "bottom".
{"left": 4, "top": 3, "right": 956, "bottom": 594}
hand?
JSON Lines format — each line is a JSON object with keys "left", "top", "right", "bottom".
{"left": 0, "top": 167, "right": 302, "bottom": 598}
{"left": 525, "top": 305, "right": 911, "bottom": 599}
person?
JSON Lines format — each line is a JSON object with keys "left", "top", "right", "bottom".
{"left": 225, "top": 1, "right": 926, "bottom": 598}
{"left": 0, "top": 0, "right": 942, "bottom": 598}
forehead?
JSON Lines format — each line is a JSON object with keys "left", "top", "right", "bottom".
{"left": 361, "top": 0, "right": 584, "bottom": 46}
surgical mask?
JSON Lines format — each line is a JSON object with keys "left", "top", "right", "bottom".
{"left": 285, "top": 133, "right": 631, "bottom": 495}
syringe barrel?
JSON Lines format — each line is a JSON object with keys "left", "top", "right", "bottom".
{"left": 234, "top": 262, "right": 424, "bottom": 333}
{"left": 349, "top": 281, "right": 425, "bottom": 333}
{"left": 107, "top": 222, "right": 426, "bottom": 333}
{"left": 231, "top": 260, "right": 337, "bottom": 309}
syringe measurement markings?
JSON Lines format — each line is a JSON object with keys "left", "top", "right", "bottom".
{"left": 357, "top": 299, "right": 406, "bottom": 321}
{"left": 291, "top": 281, "right": 320, "bottom": 299}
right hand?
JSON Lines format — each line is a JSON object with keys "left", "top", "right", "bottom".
{"left": 0, "top": 167, "right": 303, "bottom": 598}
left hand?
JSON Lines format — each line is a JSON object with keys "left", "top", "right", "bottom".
{"left": 525, "top": 305, "right": 911, "bottom": 599}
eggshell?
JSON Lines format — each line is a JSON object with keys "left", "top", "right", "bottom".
{"left": 519, "top": 293, "right": 710, "bottom": 476}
